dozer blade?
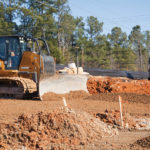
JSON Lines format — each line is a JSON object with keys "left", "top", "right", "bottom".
{"left": 39, "top": 74, "right": 89, "bottom": 100}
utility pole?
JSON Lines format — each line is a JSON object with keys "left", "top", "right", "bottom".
{"left": 75, "top": 46, "right": 79, "bottom": 74}
{"left": 81, "top": 45, "right": 84, "bottom": 68}
{"left": 148, "top": 58, "right": 150, "bottom": 80}
{"left": 138, "top": 40, "right": 143, "bottom": 72}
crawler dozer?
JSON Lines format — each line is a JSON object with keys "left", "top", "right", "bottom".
{"left": 0, "top": 36, "right": 88, "bottom": 100}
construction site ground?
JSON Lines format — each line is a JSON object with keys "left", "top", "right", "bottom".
{"left": 0, "top": 76, "right": 150, "bottom": 149}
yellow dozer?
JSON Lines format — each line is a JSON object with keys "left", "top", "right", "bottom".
{"left": 0, "top": 36, "right": 88, "bottom": 100}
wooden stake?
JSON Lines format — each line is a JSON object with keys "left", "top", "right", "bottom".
{"left": 119, "top": 96, "right": 124, "bottom": 127}
{"left": 63, "top": 97, "right": 67, "bottom": 107}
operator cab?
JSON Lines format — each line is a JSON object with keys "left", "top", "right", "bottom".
{"left": 0, "top": 36, "right": 40, "bottom": 70}
{"left": 0, "top": 36, "right": 21, "bottom": 70}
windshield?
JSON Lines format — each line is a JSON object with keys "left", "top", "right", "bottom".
{"left": 0, "top": 37, "right": 20, "bottom": 60}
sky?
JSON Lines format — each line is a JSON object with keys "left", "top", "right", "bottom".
{"left": 68, "top": 0, "right": 150, "bottom": 35}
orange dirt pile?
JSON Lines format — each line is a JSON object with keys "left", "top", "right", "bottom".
{"left": 87, "top": 77, "right": 150, "bottom": 95}
{"left": 42, "top": 90, "right": 89, "bottom": 101}
{"left": 95, "top": 110, "right": 147, "bottom": 129}
{"left": 0, "top": 108, "right": 117, "bottom": 150}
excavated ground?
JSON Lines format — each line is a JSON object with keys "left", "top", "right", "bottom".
{"left": 87, "top": 76, "right": 150, "bottom": 95}
{"left": 0, "top": 76, "right": 150, "bottom": 149}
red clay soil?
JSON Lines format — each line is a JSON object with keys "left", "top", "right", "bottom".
{"left": 0, "top": 108, "right": 117, "bottom": 150}
{"left": 87, "top": 77, "right": 150, "bottom": 95}
{"left": 95, "top": 109, "right": 148, "bottom": 129}
{"left": 1, "top": 74, "right": 150, "bottom": 150}
{"left": 42, "top": 90, "right": 89, "bottom": 101}
{"left": 0, "top": 91, "right": 150, "bottom": 149}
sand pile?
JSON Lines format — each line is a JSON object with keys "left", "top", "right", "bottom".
{"left": 0, "top": 108, "right": 117, "bottom": 149}
{"left": 87, "top": 77, "right": 150, "bottom": 95}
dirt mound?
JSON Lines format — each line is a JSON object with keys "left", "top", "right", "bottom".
{"left": 95, "top": 110, "right": 148, "bottom": 129}
{"left": 0, "top": 108, "right": 117, "bottom": 149}
{"left": 87, "top": 77, "right": 114, "bottom": 94}
{"left": 136, "top": 136, "right": 150, "bottom": 148}
{"left": 87, "top": 77, "right": 150, "bottom": 95}
{"left": 130, "top": 136, "right": 150, "bottom": 149}
{"left": 95, "top": 110, "right": 135, "bottom": 128}
{"left": 42, "top": 90, "right": 89, "bottom": 101}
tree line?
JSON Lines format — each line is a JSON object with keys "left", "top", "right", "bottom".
{"left": 0, "top": 0, "right": 150, "bottom": 72}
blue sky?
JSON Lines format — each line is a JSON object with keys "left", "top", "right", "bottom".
{"left": 68, "top": 0, "right": 150, "bottom": 34}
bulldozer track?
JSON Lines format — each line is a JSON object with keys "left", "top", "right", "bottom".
{"left": 0, "top": 77, "right": 37, "bottom": 99}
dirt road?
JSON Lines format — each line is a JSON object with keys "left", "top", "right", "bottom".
{"left": 0, "top": 76, "right": 150, "bottom": 149}
{"left": 0, "top": 92, "right": 150, "bottom": 124}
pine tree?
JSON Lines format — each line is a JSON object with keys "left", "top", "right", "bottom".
{"left": 0, "top": 1, "right": 17, "bottom": 35}
{"left": 129, "top": 25, "right": 145, "bottom": 71}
